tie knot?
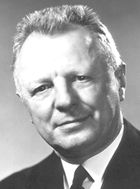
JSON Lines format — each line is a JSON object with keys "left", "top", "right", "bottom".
{"left": 70, "top": 165, "right": 92, "bottom": 189}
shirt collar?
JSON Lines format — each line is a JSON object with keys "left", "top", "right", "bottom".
{"left": 61, "top": 123, "right": 124, "bottom": 187}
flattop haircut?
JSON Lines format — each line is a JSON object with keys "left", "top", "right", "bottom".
{"left": 13, "top": 5, "right": 123, "bottom": 71}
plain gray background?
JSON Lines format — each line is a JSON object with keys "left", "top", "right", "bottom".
{"left": 0, "top": 0, "right": 140, "bottom": 180}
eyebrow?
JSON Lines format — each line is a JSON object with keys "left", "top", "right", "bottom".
{"left": 26, "top": 77, "right": 51, "bottom": 91}
{"left": 30, "top": 76, "right": 53, "bottom": 85}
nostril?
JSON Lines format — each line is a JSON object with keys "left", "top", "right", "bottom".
{"left": 55, "top": 92, "right": 77, "bottom": 112}
{"left": 56, "top": 102, "right": 77, "bottom": 112}
{"left": 55, "top": 97, "right": 75, "bottom": 112}
{"left": 56, "top": 105, "right": 69, "bottom": 112}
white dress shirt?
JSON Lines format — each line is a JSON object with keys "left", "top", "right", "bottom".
{"left": 61, "top": 124, "right": 124, "bottom": 189}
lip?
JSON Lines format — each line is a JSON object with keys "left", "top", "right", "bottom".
{"left": 56, "top": 115, "right": 90, "bottom": 127}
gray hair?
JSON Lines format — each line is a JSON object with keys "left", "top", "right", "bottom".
{"left": 13, "top": 5, "right": 122, "bottom": 71}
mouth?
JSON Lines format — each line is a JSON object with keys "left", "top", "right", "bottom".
{"left": 56, "top": 115, "right": 90, "bottom": 128}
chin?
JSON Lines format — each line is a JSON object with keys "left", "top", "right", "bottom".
{"left": 51, "top": 135, "right": 94, "bottom": 161}
{"left": 54, "top": 140, "right": 96, "bottom": 164}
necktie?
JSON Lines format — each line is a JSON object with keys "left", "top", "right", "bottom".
{"left": 70, "top": 165, "right": 92, "bottom": 189}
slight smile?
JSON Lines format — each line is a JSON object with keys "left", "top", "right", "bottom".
{"left": 56, "top": 115, "right": 90, "bottom": 130}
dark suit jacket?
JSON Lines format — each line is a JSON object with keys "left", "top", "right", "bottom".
{"left": 0, "top": 119, "right": 140, "bottom": 189}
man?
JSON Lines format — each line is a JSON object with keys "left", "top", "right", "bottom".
{"left": 0, "top": 5, "right": 140, "bottom": 189}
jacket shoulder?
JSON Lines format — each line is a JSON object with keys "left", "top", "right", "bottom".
{"left": 0, "top": 152, "right": 59, "bottom": 189}
{"left": 124, "top": 119, "right": 140, "bottom": 148}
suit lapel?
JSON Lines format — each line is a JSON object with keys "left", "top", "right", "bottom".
{"left": 101, "top": 119, "right": 140, "bottom": 189}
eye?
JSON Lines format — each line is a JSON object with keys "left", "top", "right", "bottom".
{"left": 75, "top": 75, "right": 90, "bottom": 82}
{"left": 32, "top": 83, "right": 53, "bottom": 96}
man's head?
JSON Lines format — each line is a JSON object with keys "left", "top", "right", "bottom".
{"left": 13, "top": 5, "right": 126, "bottom": 163}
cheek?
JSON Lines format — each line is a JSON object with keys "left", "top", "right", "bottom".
{"left": 78, "top": 82, "right": 119, "bottom": 122}
{"left": 26, "top": 100, "right": 54, "bottom": 140}
{"left": 106, "top": 89, "right": 120, "bottom": 115}
{"left": 77, "top": 84, "right": 102, "bottom": 106}
{"left": 26, "top": 98, "right": 53, "bottom": 123}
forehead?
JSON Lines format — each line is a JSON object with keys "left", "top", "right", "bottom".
{"left": 16, "top": 28, "right": 93, "bottom": 61}
{"left": 14, "top": 28, "right": 97, "bottom": 83}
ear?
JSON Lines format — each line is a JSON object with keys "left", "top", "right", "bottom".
{"left": 14, "top": 75, "right": 23, "bottom": 100}
{"left": 115, "top": 62, "right": 126, "bottom": 101}
{"left": 16, "top": 91, "right": 25, "bottom": 103}
{"left": 16, "top": 92, "right": 20, "bottom": 98}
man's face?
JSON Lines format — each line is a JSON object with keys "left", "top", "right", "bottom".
{"left": 15, "top": 29, "right": 122, "bottom": 162}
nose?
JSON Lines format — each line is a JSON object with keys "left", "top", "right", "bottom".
{"left": 54, "top": 79, "right": 77, "bottom": 112}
